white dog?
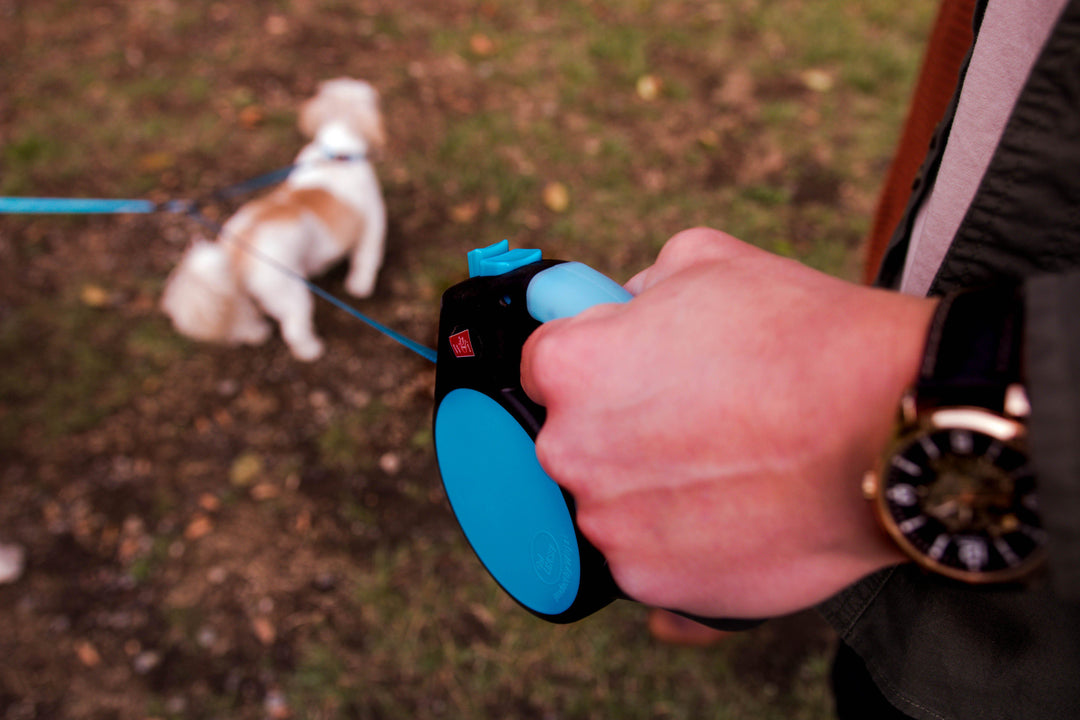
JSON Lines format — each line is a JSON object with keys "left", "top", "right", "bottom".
{"left": 162, "top": 78, "right": 387, "bottom": 361}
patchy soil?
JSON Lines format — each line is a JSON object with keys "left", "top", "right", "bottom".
{"left": 0, "top": 0, "right": 928, "bottom": 717}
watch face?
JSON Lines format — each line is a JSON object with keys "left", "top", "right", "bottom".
{"left": 878, "top": 422, "right": 1045, "bottom": 582}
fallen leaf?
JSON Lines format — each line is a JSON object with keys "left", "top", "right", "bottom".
{"left": 636, "top": 74, "right": 661, "bottom": 101}
{"left": 542, "top": 182, "right": 570, "bottom": 213}
{"left": 238, "top": 105, "right": 264, "bottom": 129}
{"left": 264, "top": 15, "right": 289, "bottom": 35}
{"left": 469, "top": 33, "right": 495, "bottom": 56}
{"left": 697, "top": 129, "right": 721, "bottom": 148}
{"left": 80, "top": 284, "right": 110, "bottom": 308}
{"left": 184, "top": 514, "right": 213, "bottom": 541}
{"left": 250, "top": 483, "right": 280, "bottom": 501}
{"left": 252, "top": 617, "right": 276, "bottom": 646}
{"left": 198, "top": 493, "right": 221, "bottom": 512}
{"left": 75, "top": 641, "right": 101, "bottom": 667}
{"left": 117, "top": 536, "right": 141, "bottom": 564}
{"left": 230, "top": 452, "right": 263, "bottom": 487}
{"left": 450, "top": 201, "right": 481, "bottom": 224}
{"left": 138, "top": 151, "right": 174, "bottom": 173}
{"left": 468, "top": 603, "right": 496, "bottom": 631}
{"left": 800, "top": 68, "right": 834, "bottom": 93}
{"left": 295, "top": 510, "right": 312, "bottom": 533}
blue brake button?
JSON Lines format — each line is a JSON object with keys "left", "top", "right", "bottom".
{"left": 468, "top": 239, "right": 543, "bottom": 278}
{"left": 525, "top": 262, "right": 632, "bottom": 323}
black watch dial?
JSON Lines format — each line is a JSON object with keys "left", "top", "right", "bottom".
{"left": 880, "top": 426, "right": 1045, "bottom": 582}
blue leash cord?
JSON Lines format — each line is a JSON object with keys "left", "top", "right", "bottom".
{"left": 0, "top": 162, "right": 438, "bottom": 364}
{"left": 306, "top": 284, "right": 437, "bottom": 363}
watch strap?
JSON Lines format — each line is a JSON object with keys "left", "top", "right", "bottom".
{"left": 917, "top": 284, "right": 1025, "bottom": 412}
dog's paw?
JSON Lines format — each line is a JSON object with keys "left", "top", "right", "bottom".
{"left": 238, "top": 319, "right": 273, "bottom": 346}
{"left": 290, "top": 337, "right": 326, "bottom": 362}
{"left": 345, "top": 277, "right": 376, "bottom": 298}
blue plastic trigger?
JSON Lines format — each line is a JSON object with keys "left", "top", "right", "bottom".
{"left": 468, "top": 239, "right": 543, "bottom": 277}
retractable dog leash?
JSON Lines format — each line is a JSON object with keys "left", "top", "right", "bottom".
{"left": 3, "top": 181, "right": 760, "bottom": 630}
{"left": 433, "top": 240, "right": 760, "bottom": 631}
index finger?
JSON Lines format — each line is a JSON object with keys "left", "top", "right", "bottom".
{"left": 520, "top": 301, "right": 627, "bottom": 408}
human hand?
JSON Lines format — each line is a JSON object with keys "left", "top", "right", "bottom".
{"left": 521, "top": 228, "right": 937, "bottom": 618}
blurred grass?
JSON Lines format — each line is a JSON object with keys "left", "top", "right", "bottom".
{"left": 289, "top": 535, "right": 835, "bottom": 720}
{"left": 2, "top": 0, "right": 935, "bottom": 717}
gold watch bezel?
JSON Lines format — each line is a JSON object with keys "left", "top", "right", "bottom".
{"left": 863, "top": 388, "right": 1044, "bottom": 584}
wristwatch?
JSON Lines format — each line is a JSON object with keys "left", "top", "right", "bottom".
{"left": 863, "top": 285, "right": 1046, "bottom": 583}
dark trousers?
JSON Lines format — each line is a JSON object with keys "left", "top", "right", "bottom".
{"left": 831, "top": 642, "right": 918, "bottom": 720}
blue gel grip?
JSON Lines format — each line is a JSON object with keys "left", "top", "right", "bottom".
{"left": 526, "top": 262, "right": 633, "bottom": 323}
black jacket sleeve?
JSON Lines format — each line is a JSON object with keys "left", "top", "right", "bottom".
{"left": 1026, "top": 270, "right": 1080, "bottom": 598}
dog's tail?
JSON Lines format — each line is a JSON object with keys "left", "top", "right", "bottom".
{"left": 161, "top": 240, "right": 269, "bottom": 345}
{"left": 184, "top": 240, "right": 235, "bottom": 287}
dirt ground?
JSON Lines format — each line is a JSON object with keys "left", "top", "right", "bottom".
{"left": 0, "top": 0, "right": 926, "bottom": 717}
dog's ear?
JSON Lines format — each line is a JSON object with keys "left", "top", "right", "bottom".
{"left": 298, "top": 91, "right": 326, "bottom": 139}
{"left": 352, "top": 101, "right": 386, "bottom": 157}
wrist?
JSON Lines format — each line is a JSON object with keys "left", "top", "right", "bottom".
{"left": 827, "top": 290, "right": 941, "bottom": 577}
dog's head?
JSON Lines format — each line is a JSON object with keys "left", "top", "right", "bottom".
{"left": 161, "top": 240, "right": 270, "bottom": 347}
{"left": 298, "top": 78, "right": 386, "bottom": 156}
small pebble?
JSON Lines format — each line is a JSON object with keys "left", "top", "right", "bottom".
{"left": 0, "top": 543, "right": 26, "bottom": 585}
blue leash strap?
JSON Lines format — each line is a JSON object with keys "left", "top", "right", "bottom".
{"left": 0, "top": 160, "right": 439, "bottom": 363}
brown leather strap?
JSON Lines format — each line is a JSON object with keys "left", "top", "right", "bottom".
{"left": 862, "top": 0, "right": 977, "bottom": 284}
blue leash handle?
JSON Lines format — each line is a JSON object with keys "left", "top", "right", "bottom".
{"left": 0, "top": 161, "right": 305, "bottom": 215}
{"left": 0, "top": 197, "right": 159, "bottom": 214}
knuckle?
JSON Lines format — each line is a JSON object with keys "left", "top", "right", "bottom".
{"left": 574, "top": 509, "right": 673, "bottom": 608}
{"left": 523, "top": 324, "right": 570, "bottom": 398}
{"left": 533, "top": 427, "right": 585, "bottom": 496}
{"left": 607, "top": 557, "right": 663, "bottom": 606}
{"left": 528, "top": 325, "right": 566, "bottom": 378}
{"left": 573, "top": 507, "right": 611, "bottom": 552}
{"left": 522, "top": 325, "right": 565, "bottom": 405}
{"left": 659, "top": 227, "right": 743, "bottom": 269}
{"left": 532, "top": 428, "right": 564, "bottom": 478}
{"left": 662, "top": 227, "right": 722, "bottom": 259}
{"left": 610, "top": 567, "right": 652, "bottom": 603}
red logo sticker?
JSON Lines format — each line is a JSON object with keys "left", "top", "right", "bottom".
{"left": 449, "top": 330, "right": 476, "bottom": 358}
